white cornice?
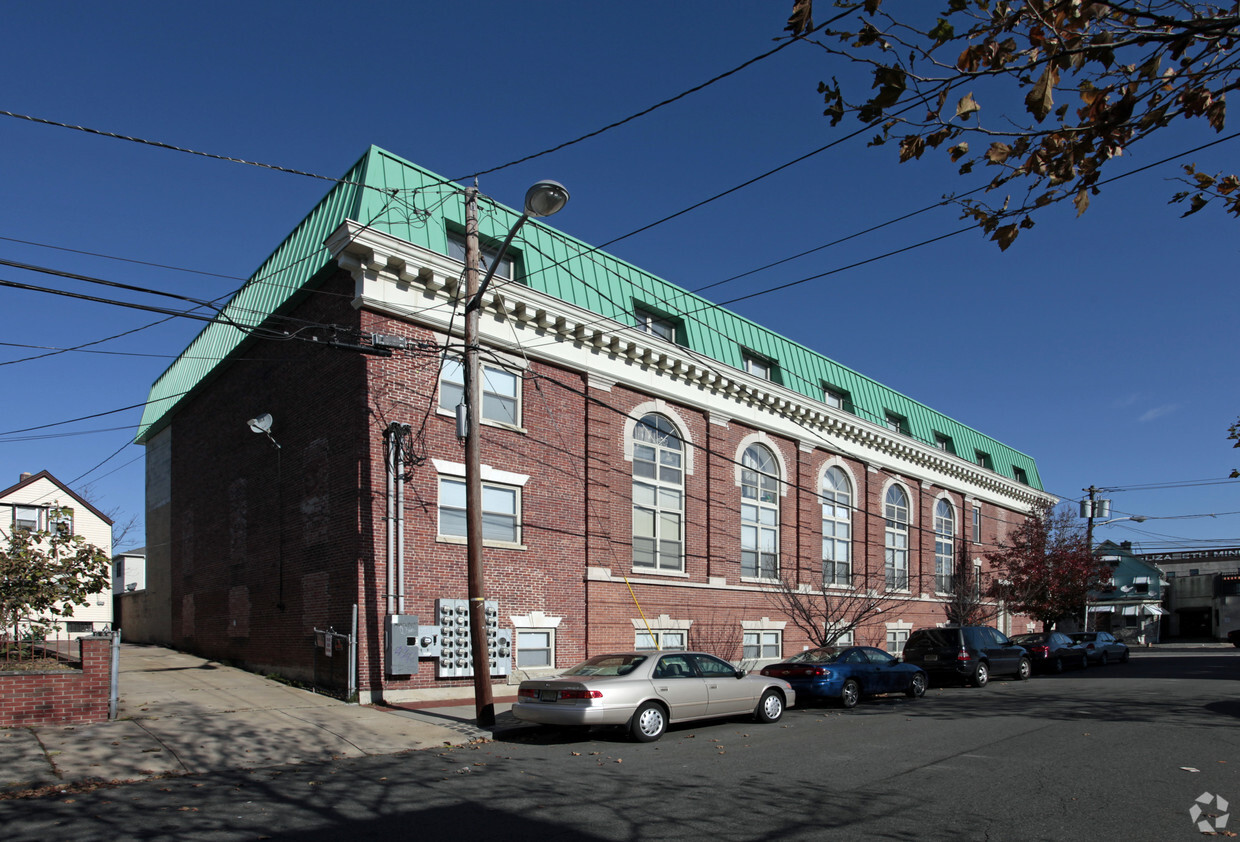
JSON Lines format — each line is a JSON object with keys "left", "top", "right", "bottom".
{"left": 328, "top": 222, "right": 1051, "bottom": 511}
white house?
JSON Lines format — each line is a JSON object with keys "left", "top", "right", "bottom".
{"left": 0, "top": 470, "right": 114, "bottom": 638}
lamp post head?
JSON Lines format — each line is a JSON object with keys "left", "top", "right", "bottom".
{"left": 523, "top": 180, "right": 570, "bottom": 218}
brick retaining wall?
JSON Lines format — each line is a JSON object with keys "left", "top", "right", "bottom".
{"left": 0, "top": 636, "right": 112, "bottom": 726}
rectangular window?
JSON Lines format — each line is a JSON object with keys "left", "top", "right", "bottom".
{"left": 742, "top": 631, "right": 781, "bottom": 660}
{"left": 439, "top": 359, "right": 521, "bottom": 427}
{"left": 438, "top": 477, "right": 520, "bottom": 544}
{"left": 635, "top": 308, "right": 678, "bottom": 343}
{"left": 975, "top": 450, "right": 994, "bottom": 470}
{"left": 933, "top": 432, "right": 954, "bottom": 453}
{"left": 886, "top": 628, "right": 909, "bottom": 655}
{"left": 884, "top": 413, "right": 909, "bottom": 435}
{"left": 48, "top": 508, "right": 73, "bottom": 535}
{"left": 65, "top": 621, "right": 94, "bottom": 634}
{"left": 823, "top": 385, "right": 852, "bottom": 413}
{"left": 517, "top": 629, "right": 554, "bottom": 668}
{"left": 831, "top": 629, "right": 855, "bottom": 647}
{"left": 972, "top": 507, "right": 982, "bottom": 544}
{"left": 635, "top": 630, "right": 686, "bottom": 650}
{"left": 447, "top": 232, "right": 514, "bottom": 281}
{"left": 743, "top": 352, "right": 774, "bottom": 381}
{"left": 1012, "top": 466, "right": 1029, "bottom": 484}
{"left": 12, "top": 505, "right": 40, "bottom": 532}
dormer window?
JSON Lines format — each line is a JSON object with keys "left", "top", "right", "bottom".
{"left": 884, "top": 412, "right": 909, "bottom": 435}
{"left": 1013, "top": 466, "right": 1029, "bottom": 484}
{"left": 823, "top": 385, "right": 852, "bottom": 413}
{"left": 933, "top": 432, "right": 954, "bottom": 453}
{"left": 975, "top": 450, "right": 994, "bottom": 470}
{"left": 635, "top": 308, "right": 678, "bottom": 343}
{"left": 743, "top": 352, "right": 775, "bottom": 381}
{"left": 447, "top": 232, "right": 514, "bottom": 282}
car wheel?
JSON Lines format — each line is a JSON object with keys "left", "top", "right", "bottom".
{"left": 971, "top": 662, "right": 989, "bottom": 688}
{"left": 906, "top": 672, "right": 927, "bottom": 698}
{"left": 1053, "top": 656, "right": 1064, "bottom": 674}
{"left": 1016, "top": 658, "right": 1031, "bottom": 681}
{"left": 754, "top": 689, "right": 784, "bottom": 723}
{"left": 1080, "top": 653, "right": 1089, "bottom": 670}
{"left": 629, "top": 701, "right": 667, "bottom": 742}
{"left": 1121, "top": 649, "right": 1130, "bottom": 663}
{"left": 841, "top": 678, "right": 861, "bottom": 709}
{"left": 1100, "top": 652, "right": 1108, "bottom": 667}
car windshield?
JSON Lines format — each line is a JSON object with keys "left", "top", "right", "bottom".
{"left": 1069, "top": 633, "right": 1096, "bottom": 642}
{"left": 786, "top": 647, "right": 840, "bottom": 664}
{"left": 561, "top": 654, "right": 647, "bottom": 677}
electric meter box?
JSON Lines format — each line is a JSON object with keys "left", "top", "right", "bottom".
{"left": 385, "top": 614, "right": 420, "bottom": 676}
{"left": 435, "top": 598, "right": 513, "bottom": 678}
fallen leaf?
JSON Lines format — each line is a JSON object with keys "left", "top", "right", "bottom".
{"left": 1182, "top": 767, "right": 1201, "bottom": 773}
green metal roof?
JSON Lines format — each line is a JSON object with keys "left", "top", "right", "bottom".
{"left": 137, "top": 146, "right": 1042, "bottom": 490}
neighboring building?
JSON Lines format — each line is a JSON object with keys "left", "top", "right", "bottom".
{"left": 1140, "top": 547, "right": 1240, "bottom": 580}
{"left": 134, "top": 146, "right": 1052, "bottom": 703}
{"left": 112, "top": 546, "right": 151, "bottom": 637}
{"left": 1086, "top": 540, "right": 1168, "bottom": 644}
{"left": 1164, "top": 572, "right": 1240, "bottom": 640}
{"left": 0, "top": 470, "right": 113, "bottom": 637}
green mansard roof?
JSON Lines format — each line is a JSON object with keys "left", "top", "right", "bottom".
{"left": 137, "top": 146, "right": 1043, "bottom": 490}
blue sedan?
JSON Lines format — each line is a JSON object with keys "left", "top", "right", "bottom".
{"left": 760, "top": 646, "right": 927, "bottom": 709}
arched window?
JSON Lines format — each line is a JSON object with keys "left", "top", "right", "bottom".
{"left": 740, "top": 444, "right": 779, "bottom": 578}
{"left": 632, "top": 415, "right": 684, "bottom": 571}
{"left": 884, "top": 485, "right": 909, "bottom": 590}
{"left": 821, "top": 467, "right": 852, "bottom": 586}
{"left": 935, "top": 499, "right": 955, "bottom": 593}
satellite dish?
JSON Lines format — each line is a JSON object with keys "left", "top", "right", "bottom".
{"left": 247, "top": 413, "right": 273, "bottom": 434}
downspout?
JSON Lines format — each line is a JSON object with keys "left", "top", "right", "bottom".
{"left": 385, "top": 428, "right": 396, "bottom": 616}
{"left": 395, "top": 427, "right": 406, "bottom": 614}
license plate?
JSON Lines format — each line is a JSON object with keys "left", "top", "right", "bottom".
{"left": 540, "top": 689, "right": 559, "bottom": 702}
{"left": 923, "top": 654, "right": 938, "bottom": 661}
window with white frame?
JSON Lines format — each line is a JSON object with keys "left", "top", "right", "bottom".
{"left": 740, "top": 444, "right": 779, "bottom": 579}
{"left": 934, "top": 499, "right": 955, "bottom": 593}
{"left": 972, "top": 507, "right": 982, "bottom": 544}
{"left": 12, "top": 505, "right": 40, "bottom": 532}
{"left": 635, "top": 308, "right": 678, "bottom": 343}
{"left": 933, "top": 432, "right": 954, "bottom": 453}
{"left": 516, "top": 629, "right": 555, "bottom": 668}
{"left": 886, "top": 628, "right": 910, "bottom": 654}
{"left": 48, "top": 507, "right": 73, "bottom": 536}
{"left": 829, "top": 629, "right": 855, "bottom": 647}
{"left": 447, "top": 232, "right": 514, "bottom": 281}
{"left": 884, "top": 485, "right": 910, "bottom": 590}
{"left": 884, "top": 412, "right": 909, "bottom": 435}
{"left": 635, "top": 629, "right": 686, "bottom": 650}
{"left": 821, "top": 466, "right": 852, "bottom": 586}
{"left": 438, "top": 477, "right": 520, "bottom": 544}
{"left": 823, "top": 385, "right": 852, "bottom": 412}
{"left": 743, "top": 630, "right": 781, "bottom": 660}
{"left": 632, "top": 415, "right": 684, "bottom": 571}
{"left": 743, "top": 352, "right": 774, "bottom": 380}
{"left": 439, "top": 359, "right": 521, "bottom": 427}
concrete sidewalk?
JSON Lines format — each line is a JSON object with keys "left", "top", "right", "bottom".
{"left": 0, "top": 644, "right": 526, "bottom": 795}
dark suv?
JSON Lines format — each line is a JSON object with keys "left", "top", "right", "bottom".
{"left": 901, "top": 626, "right": 1031, "bottom": 687}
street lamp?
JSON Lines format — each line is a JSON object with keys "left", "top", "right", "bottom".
{"left": 462, "top": 181, "right": 569, "bottom": 726}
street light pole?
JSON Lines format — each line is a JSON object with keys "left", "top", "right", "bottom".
{"left": 462, "top": 181, "right": 569, "bottom": 726}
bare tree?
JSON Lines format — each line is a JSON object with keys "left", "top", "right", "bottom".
{"left": 688, "top": 611, "right": 743, "bottom": 662}
{"left": 765, "top": 577, "right": 894, "bottom": 648}
{"left": 944, "top": 540, "right": 998, "bottom": 626}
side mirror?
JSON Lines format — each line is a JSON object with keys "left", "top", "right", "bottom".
{"left": 735, "top": 669, "right": 747, "bottom": 679}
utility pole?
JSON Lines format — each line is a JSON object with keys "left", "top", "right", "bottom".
{"left": 462, "top": 186, "right": 495, "bottom": 727}
{"left": 1083, "top": 486, "right": 1098, "bottom": 633}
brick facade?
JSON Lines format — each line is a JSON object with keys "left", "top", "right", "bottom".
{"left": 155, "top": 258, "right": 1044, "bottom": 703}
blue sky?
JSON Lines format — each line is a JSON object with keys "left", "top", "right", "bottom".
{"left": 2, "top": 2, "right": 1236, "bottom": 553}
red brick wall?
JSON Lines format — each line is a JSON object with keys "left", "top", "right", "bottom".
{"left": 0, "top": 637, "right": 112, "bottom": 726}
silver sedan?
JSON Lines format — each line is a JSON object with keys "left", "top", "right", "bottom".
{"left": 512, "top": 650, "right": 795, "bottom": 741}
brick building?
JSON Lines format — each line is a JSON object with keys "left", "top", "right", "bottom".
{"left": 135, "top": 147, "right": 1052, "bottom": 703}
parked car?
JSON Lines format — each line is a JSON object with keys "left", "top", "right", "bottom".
{"left": 512, "top": 651, "right": 795, "bottom": 742}
{"left": 1069, "top": 631, "right": 1131, "bottom": 665}
{"left": 1009, "top": 631, "right": 1088, "bottom": 673}
{"left": 901, "top": 625, "right": 1031, "bottom": 687}
{"left": 759, "top": 645, "right": 927, "bottom": 709}
{"left": 1228, "top": 629, "right": 1240, "bottom": 648}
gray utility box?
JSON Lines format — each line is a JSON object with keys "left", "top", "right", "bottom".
{"left": 385, "top": 614, "right": 421, "bottom": 676}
